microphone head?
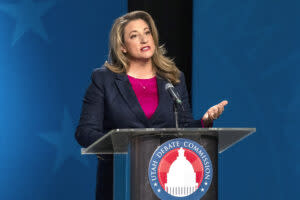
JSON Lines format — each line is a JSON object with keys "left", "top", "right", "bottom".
{"left": 165, "top": 83, "right": 174, "bottom": 90}
{"left": 165, "top": 82, "right": 183, "bottom": 106}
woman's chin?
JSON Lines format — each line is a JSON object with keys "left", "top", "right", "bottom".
{"left": 130, "top": 56, "right": 153, "bottom": 63}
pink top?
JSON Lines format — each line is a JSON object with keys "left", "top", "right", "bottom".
{"left": 128, "top": 75, "right": 158, "bottom": 119}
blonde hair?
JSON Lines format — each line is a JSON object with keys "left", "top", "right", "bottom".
{"left": 104, "top": 10, "right": 181, "bottom": 84}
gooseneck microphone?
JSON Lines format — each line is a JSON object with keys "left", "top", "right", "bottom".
{"left": 165, "top": 83, "right": 184, "bottom": 129}
{"left": 165, "top": 83, "right": 182, "bottom": 105}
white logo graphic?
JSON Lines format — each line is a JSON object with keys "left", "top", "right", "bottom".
{"left": 165, "top": 148, "right": 198, "bottom": 197}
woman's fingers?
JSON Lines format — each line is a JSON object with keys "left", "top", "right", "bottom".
{"left": 206, "top": 108, "right": 215, "bottom": 120}
{"left": 202, "top": 100, "right": 229, "bottom": 122}
{"left": 216, "top": 100, "right": 228, "bottom": 116}
{"left": 211, "top": 106, "right": 218, "bottom": 119}
{"left": 208, "top": 100, "right": 228, "bottom": 120}
{"left": 219, "top": 100, "right": 228, "bottom": 107}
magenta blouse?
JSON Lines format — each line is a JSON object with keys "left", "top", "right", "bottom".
{"left": 128, "top": 75, "right": 206, "bottom": 127}
{"left": 128, "top": 75, "right": 159, "bottom": 119}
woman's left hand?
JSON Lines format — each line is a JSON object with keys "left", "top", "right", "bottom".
{"left": 202, "top": 100, "right": 228, "bottom": 123}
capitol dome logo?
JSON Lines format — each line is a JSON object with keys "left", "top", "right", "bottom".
{"left": 148, "top": 138, "right": 213, "bottom": 199}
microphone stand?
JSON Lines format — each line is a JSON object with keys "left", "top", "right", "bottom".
{"left": 173, "top": 103, "right": 179, "bottom": 129}
{"left": 173, "top": 100, "right": 184, "bottom": 129}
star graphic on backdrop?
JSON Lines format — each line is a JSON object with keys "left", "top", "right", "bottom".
{"left": 38, "top": 107, "right": 89, "bottom": 172}
{"left": 201, "top": 188, "right": 204, "bottom": 192}
{"left": 0, "top": 0, "right": 56, "bottom": 46}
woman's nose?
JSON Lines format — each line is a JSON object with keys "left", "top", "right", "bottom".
{"left": 140, "top": 35, "right": 148, "bottom": 43}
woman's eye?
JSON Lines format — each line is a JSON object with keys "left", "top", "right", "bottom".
{"left": 130, "top": 35, "right": 137, "bottom": 39}
{"left": 145, "top": 31, "right": 151, "bottom": 35}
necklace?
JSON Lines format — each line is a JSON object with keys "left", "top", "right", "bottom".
{"left": 128, "top": 75, "right": 156, "bottom": 90}
{"left": 137, "top": 79, "right": 147, "bottom": 90}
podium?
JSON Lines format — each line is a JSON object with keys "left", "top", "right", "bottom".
{"left": 82, "top": 128, "right": 255, "bottom": 200}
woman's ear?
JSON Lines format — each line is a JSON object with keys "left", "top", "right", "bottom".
{"left": 121, "top": 45, "right": 127, "bottom": 54}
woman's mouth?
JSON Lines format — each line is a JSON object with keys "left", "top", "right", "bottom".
{"left": 141, "top": 46, "right": 151, "bottom": 51}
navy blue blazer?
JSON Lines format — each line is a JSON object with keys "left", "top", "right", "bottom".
{"left": 75, "top": 66, "right": 202, "bottom": 199}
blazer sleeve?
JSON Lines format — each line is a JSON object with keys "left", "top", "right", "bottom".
{"left": 177, "top": 72, "right": 213, "bottom": 128}
{"left": 75, "top": 69, "right": 105, "bottom": 148}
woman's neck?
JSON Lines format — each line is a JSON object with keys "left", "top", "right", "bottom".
{"left": 127, "top": 59, "right": 155, "bottom": 79}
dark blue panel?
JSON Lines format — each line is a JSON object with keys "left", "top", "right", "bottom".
{"left": 193, "top": 0, "right": 299, "bottom": 199}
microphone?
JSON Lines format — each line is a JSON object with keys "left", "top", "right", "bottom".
{"left": 165, "top": 83, "right": 182, "bottom": 105}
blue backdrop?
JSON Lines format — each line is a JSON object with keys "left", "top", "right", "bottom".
{"left": 193, "top": 0, "right": 299, "bottom": 199}
{"left": 0, "top": 0, "right": 126, "bottom": 199}
{"left": 0, "top": 0, "right": 299, "bottom": 199}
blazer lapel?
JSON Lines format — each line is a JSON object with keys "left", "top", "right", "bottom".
{"left": 149, "top": 76, "right": 171, "bottom": 124}
{"left": 114, "top": 73, "right": 150, "bottom": 126}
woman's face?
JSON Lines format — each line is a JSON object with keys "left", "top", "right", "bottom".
{"left": 122, "top": 19, "right": 155, "bottom": 62}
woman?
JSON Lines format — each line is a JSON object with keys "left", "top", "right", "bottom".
{"left": 75, "top": 10, "right": 227, "bottom": 199}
